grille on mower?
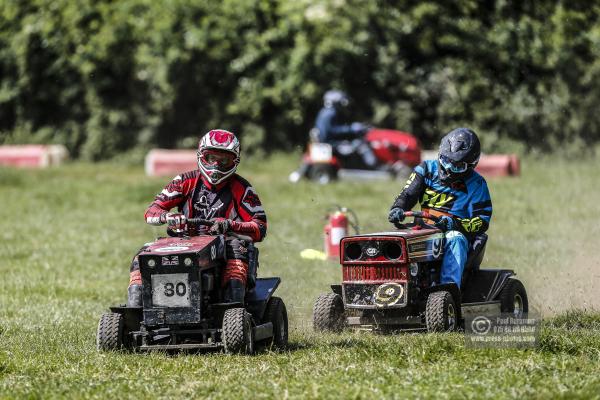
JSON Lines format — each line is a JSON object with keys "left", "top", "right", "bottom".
{"left": 343, "top": 265, "right": 407, "bottom": 282}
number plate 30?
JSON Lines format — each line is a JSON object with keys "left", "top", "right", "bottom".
{"left": 151, "top": 273, "right": 190, "bottom": 307}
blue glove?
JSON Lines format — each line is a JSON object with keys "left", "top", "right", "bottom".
{"left": 388, "top": 208, "right": 405, "bottom": 224}
{"left": 351, "top": 122, "right": 367, "bottom": 134}
{"left": 435, "top": 215, "right": 454, "bottom": 232}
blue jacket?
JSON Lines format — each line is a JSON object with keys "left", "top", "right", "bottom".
{"left": 314, "top": 107, "right": 363, "bottom": 142}
{"left": 391, "top": 160, "right": 492, "bottom": 236}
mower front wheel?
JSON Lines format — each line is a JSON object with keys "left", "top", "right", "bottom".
{"left": 308, "top": 165, "right": 337, "bottom": 184}
{"left": 425, "top": 291, "right": 457, "bottom": 332}
{"left": 97, "top": 312, "right": 125, "bottom": 351}
{"left": 499, "top": 279, "right": 528, "bottom": 317}
{"left": 222, "top": 308, "right": 255, "bottom": 354}
{"left": 313, "top": 292, "right": 345, "bottom": 332}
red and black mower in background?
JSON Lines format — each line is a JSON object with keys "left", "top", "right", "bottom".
{"left": 313, "top": 211, "right": 528, "bottom": 332}
{"left": 96, "top": 219, "right": 288, "bottom": 354}
{"left": 289, "top": 128, "right": 421, "bottom": 184}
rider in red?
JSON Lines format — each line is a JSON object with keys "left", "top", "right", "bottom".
{"left": 127, "top": 129, "right": 267, "bottom": 306}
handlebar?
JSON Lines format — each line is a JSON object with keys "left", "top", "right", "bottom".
{"left": 184, "top": 218, "right": 253, "bottom": 242}
{"left": 402, "top": 211, "right": 441, "bottom": 223}
{"left": 186, "top": 218, "right": 213, "bottom": 226}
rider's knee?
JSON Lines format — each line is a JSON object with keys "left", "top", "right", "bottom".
{"left": 444, "top": 230, "right": 468, "bottom": 249}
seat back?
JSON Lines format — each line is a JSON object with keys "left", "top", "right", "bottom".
{"left": 464, "top": 233, "right": 488, "bottom": 272}
{"left": 247, "top": 245, "right": 259, "bottom": 289}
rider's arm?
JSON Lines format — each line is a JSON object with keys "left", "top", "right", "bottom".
{"left": 227, "top": 178, "right": 268, "bottom": 242}
{"left": 455, "top": 179, "right": 493, "bottom": 235}
{"left": 144, "top": 174, "right": 191, "bottom": 225}
{"left": 390, "top": 162, "right": 427, "bottom": 211}
{"left": 316, "top": 108, "right": 362, "bottom": 141}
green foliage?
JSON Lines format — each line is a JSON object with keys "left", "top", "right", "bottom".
{"left": 1, "top": 0, "right": 600, "bottom": 158}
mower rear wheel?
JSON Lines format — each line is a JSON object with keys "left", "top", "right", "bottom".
{"left": 263, "top": 296, "right": 288, "bottom": 349}
{"left": 425, "top": 291, "right": 457, "bottom": 332}
{"left": 222, "top": 308, "right": 255, "bottom": 354}
{"left": 499, "top": 279, "right": 528, "bottom": 317}
{"left": 313, "top": 292, "right": 345, "bottom": 332}
{"left": 97, "top": 312, "right": 125, "bottom": 351}
{"left": 309, "top": 165, "right": 337, "bottom": 184}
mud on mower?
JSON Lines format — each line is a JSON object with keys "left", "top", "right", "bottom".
{"left": 96, "top": 219, "right": 288, "bottom": 354}
{"left": 313, "top": 211, "right": 528, "bottom": 332}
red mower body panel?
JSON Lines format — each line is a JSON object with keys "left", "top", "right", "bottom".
{"left": 366, "top": 129, "right": 421, "bottom": 167}
{"left": 143, "top": 236, "right": 222, "bottom": 256}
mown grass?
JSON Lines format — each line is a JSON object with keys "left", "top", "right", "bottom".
{"left": 1, "top": 154, "right": 600, "bottom": 399}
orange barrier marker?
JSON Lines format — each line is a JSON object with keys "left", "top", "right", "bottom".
{"left": 0, "top": 145, "right": 68, "bottom": 168}
{"left": 145, "top": 149, "right": 197, "bottom": 176}
{"left": 475, "top": 154, "right": 520, "bottom": 177}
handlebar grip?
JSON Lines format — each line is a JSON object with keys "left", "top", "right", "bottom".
{"left": 186, "top": 218, "right": 213, "bottom": 226}
{"left": 403, "top": 211, "right": 441, "bottom": 223}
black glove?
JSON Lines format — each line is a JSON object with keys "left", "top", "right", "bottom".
{"left": 435, "top": 215, "right": 454, "bottom": 232}
{"left": 209, "top": 219, "right": 232, "bottom": 235}
{"left": 388, "top": 208, "right": 405, "bottom": 224}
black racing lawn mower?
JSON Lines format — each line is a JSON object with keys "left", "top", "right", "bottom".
{"left": 97, "top": 218, "right": 288, "bottom": 354}
{"left": 313, "top": 211, "right": 528, "bottom": 332}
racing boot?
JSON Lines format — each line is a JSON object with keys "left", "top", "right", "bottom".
{"left": 224, "top": 279, "right": 246, "bottom": 305}
{"left": 127, "top": 284, "right": 142, "bottom": 307}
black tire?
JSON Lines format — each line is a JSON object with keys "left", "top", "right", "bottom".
{"left": 97, "top": 313, "right": 124, "bottom": 351}
{"left": 308, "top": 165, "right": 337, "bottom": 184}
{"left": 499, "top": 279, "right": 528, "bottom": 317}
{"left": 222, "top": 308, "right": 255, "bottom": 354}
{"left": 313, "top": 293, "right": 345, "bottom": 332}
{"left": 263, "top": 297, "right": 288, "bottom": 349}
{"left": 425, "top": 291, "right": 457, "bottom": 332}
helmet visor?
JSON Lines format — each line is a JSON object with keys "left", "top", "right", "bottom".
{"left": 439, "top": 154, "right": 468, "bottom": 174}
{"left": 200, "top": 149, "right": 237, "bottom": 171}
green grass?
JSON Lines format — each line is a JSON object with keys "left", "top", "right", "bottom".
{"left": 1, "top": 154, "right": 600, "bottom": 399}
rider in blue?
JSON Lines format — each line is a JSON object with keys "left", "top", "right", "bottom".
{"left": 388, "top": 128, "right": 492, "bottom": 288}
{"left": 314, "top": 90, "right": 377, "bottom": 168}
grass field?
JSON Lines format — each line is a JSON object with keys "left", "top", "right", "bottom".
{"left": 1, "top": 153, "right": 600, "bottom": 399}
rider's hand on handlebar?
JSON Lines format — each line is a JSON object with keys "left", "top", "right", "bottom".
{"left": 388, "top": 207, "right": 405, "bottom": 224}
{"left": 163, "top": 212, "right": 187, "bottom": 232}
{"left": 351, "top": 122, "right": 367, "bottom": 134}
{"left": 435, "top": 215, "right": 454, "bottom": 232}
{"left": 209, "top": 218, "right": 232, "bottom": 235}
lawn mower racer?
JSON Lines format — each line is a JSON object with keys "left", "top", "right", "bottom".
{"left": 289, "top": 90, "right": 421, "bottom": 184}
{"left": 97, "top": 129, "right": 288, "bottom": 353}
{"left": 313, "top": 128, "right": 528, "bottom": 332}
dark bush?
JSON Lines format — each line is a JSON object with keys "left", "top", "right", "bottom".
{"left": 0, "top": 0, "right": 599, "bottom": 158}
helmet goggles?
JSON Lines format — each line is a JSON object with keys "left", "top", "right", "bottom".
{"left": 199, "top": 149, "right": 237, "bottom": 171}
{"left": 439, "top": 154, "right": 468, "bottom": 174}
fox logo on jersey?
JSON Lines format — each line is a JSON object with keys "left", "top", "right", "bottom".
{"left": 421, "top": 188, "right": 454, "bottom": 209}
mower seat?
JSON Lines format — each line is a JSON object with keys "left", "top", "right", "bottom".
{"left": 246, "top": 244, "right": 259, "bottom": 290}
{"left": 464, "top": 233, "right": 488, "bottom": 272}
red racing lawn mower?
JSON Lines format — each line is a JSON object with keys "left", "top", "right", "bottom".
{"left": 290, "top": 128, "right": 421, "bottom": 184}
{"left": 313, "top": 211, "right": 528, "bottom": 332}
{"left": 96, "top": 219, "right": 288, "bottom": 354}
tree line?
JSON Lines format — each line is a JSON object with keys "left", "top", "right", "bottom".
{"left": 1, "top": 0, "right": 599, "bottom": 159}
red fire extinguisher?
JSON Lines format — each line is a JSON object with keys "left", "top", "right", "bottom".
{"left": 324, "top": 207, "right": 359, "bottom": 259}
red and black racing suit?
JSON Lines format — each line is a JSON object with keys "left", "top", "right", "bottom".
{"left": 129, "top": 170, "right": 267, "bottom": 288}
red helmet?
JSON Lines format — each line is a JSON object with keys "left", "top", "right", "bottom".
{"left": 197, "top": 129, "right": 241, "bottom": 185}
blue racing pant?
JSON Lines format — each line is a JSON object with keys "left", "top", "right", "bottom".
{"left": 440, "top": 230, "right": 469, "bottom": 288}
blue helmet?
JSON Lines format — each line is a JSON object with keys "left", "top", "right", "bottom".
{"left": 323, "top": 90, "right": 349, "bottom": 109}
{"left": 438, "top": 128, "right": 481, "bottom": 182}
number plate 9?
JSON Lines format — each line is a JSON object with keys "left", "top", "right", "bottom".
{"left": 151, "top": 273, "right": 190, "bottom": 307}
